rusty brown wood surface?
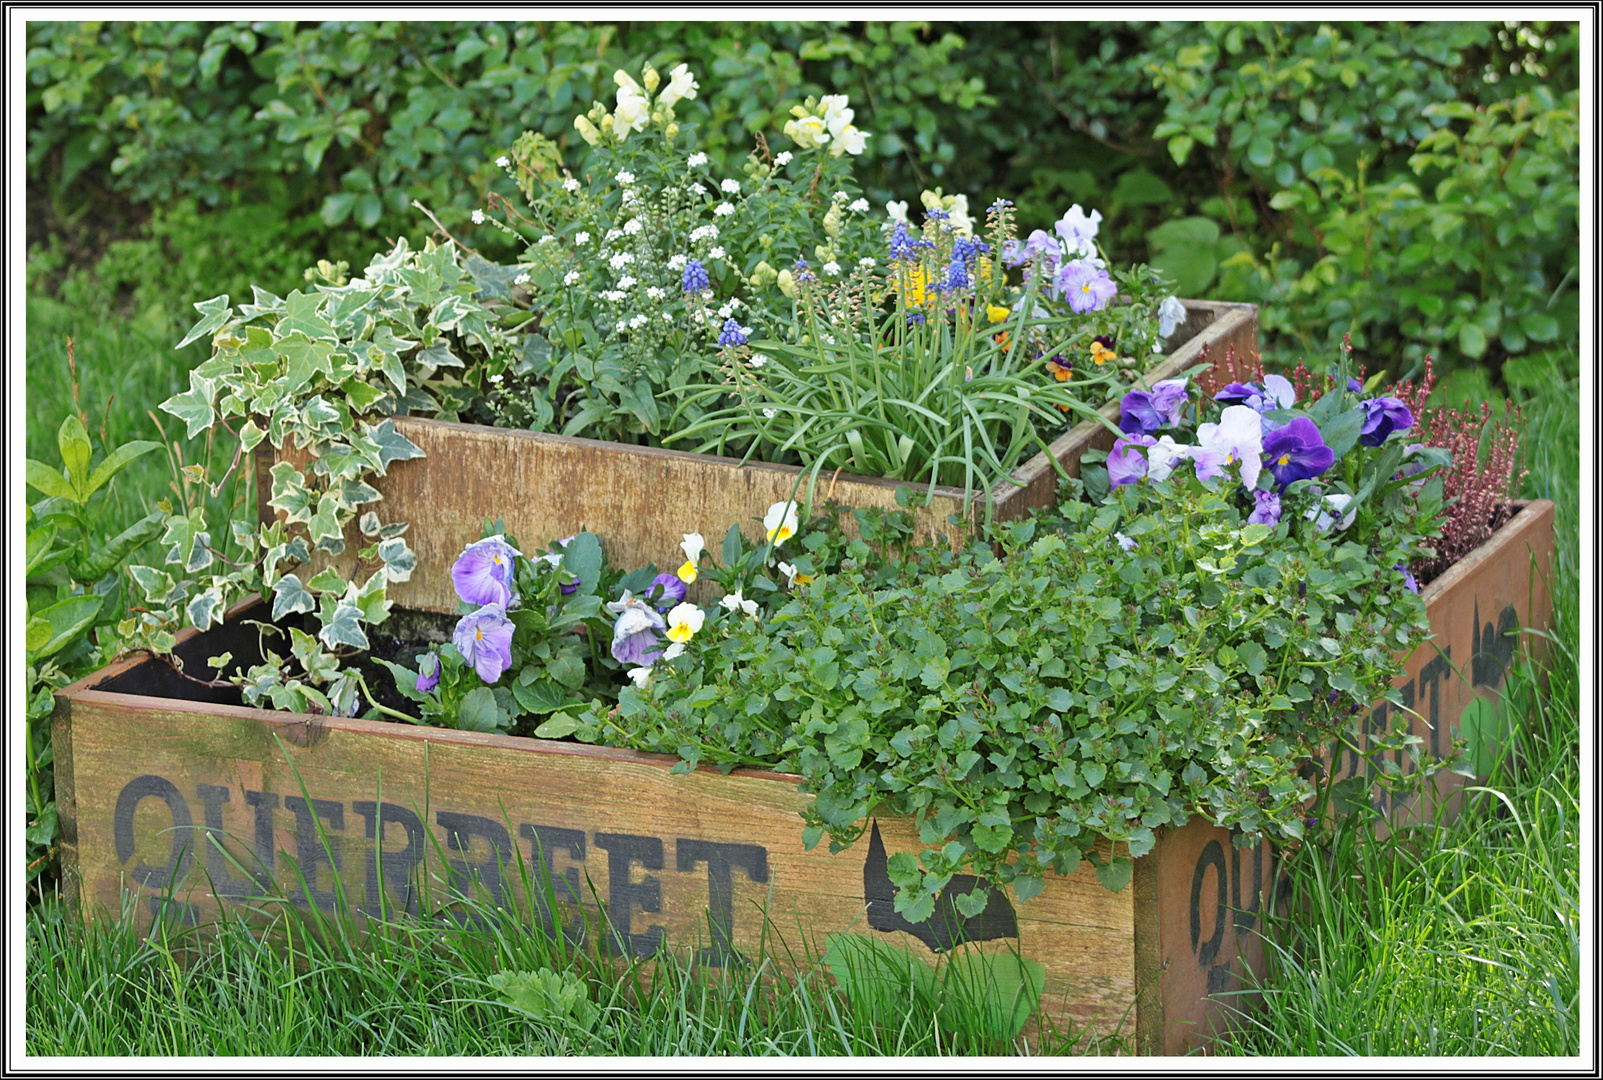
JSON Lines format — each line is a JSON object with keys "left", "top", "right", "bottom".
{"left": 56, "top": 687, "right": 1139, "bottom": 1041}
{"left": 257, "top": 300, "right": 1258, "bottom": 615}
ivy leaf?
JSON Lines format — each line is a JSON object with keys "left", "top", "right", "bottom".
{"left": 127, "top": 565, "right": 177, "bottom": 605}
{"left": 267, "top": 462, "right": 313, "bottom": 525}
{"left": 355, "top": 571, "right": 392, "bottom": 625}
{"left": 363, "top": 419, "right": 425, "bottom": 473}
{"left": 160, "top": 371, "right": 217, "bottom": 439}
{"left": 176, "top": 294, "right": 233, "bottom": 348}
{"left": 318, "top": 598, "right": 370, "bottom": 651}
{"left": 271, "top": 574, "right": 317, "bottom": 619}
{"left": 377, "top": 536, "right": 417, "bottom": 583}
{"left": 186, "top": 585, "right": 227, "bottom": 632}
{"left": 278, "top": 290, "right": 338, "bottom": 342}
{"left": 305, "top": 567, "right": 348, "bottom": 593}
{"left": 464, "top": 254, "right": 523, "bottom": 300}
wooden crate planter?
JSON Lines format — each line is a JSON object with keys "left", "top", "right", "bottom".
{"left": 53, "top": 495, "right": 1553, "bottom": 1054}
{"left": 256, "top": 300, "right": 1257, "bottom": 615}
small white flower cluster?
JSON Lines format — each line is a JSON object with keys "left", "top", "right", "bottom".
{"left": 646, "top": 286, "right": 665, "bottom": 300}
{"left": 563, "top": 271, "right": 580, "bottom": 286}
{"left": 774, "top": 151, "right": 793, "bottom": 166}
{"left": 616, "top": 170, "right": 636, "bottom": 184}
{"left": 688, "top": 181, "right": 707, "bottom": 196}
{"left": 575, "top": 231, "right": 591, "bottom": 245}
{"left": 714, "top": 203, "right": 734, "bottom": 217}
{"left": 617, "top": 275, "right": 638, "bottom": 289}
{"left": 515, "top": 272, "right": 531, "bottom": 285}
{"left": 623, "top": 218, "right": 643, "bottom": 235}
{"left": 609, "top": 251, "right": 635, "bottom": 270}
{"left": 749, "top": 353, "right": 770, "bottom": 368}
{"left": 538, "top": 235, "right": 556, "bottom": 245}
{"left": 496, "top": 155, "right": 510, "bottom": 168}
{"left": 563, "top": 177, "right": 580, "bottom": 193}
{"left": 471, "top": 209, "right": 485, "bottom": 224}
{"left": 721, "top": 178, "right": 740, "bottom": 194}
{"left": 605, "top": 228, "right": 624, "bottom": 243}
{"left": 849, "top": 198, "right": 870, "bottom": 213}
{"left": 689, "top": 224, "right": 719, "bottom": 243}
{"left": 602, "top": 289, "right": 627, "bottom": 303}
{"left": 709, "top": 245, "right": 726, "bottom": 259}
{"left": 668, "top": 253, "right": 688, "bottom": 270}
{"left": 716, "top": 298, "right": 744, "bottom": 318}
{"left": 687, "top": 151, "right": 709, "bottom": 167}
{"left": 823, "top": 261, "right": 841, "bottom": 276}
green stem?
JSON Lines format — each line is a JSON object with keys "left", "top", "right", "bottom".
{"left": 359, "top": 675, "right": 420, "bottom": 724}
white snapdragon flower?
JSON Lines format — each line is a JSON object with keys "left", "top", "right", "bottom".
{"left": 657, "top": 62, "right": 699, "bottom": 111}
{"left": 831, "top": 124, "right": 869, "bottom": 157}
{"left": 613, "top": 88, "right": 650, "bottom": 138}
{"left": 627, "top": 666, "right": 653, "bottom": 689}
{"left": 886, "top": 200, "right": 909, "bottom": 223}
{"left": 784, "top": 115, "right": 830, "bottom": 150}
{"left": 471, "top": 209, "right": 485, "bottom": 224}
{"left": 687, "top": 151, "right": 709, "bottom": 167}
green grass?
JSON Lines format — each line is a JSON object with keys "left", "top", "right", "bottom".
{"left": 23, "top": 282, "right": 1582, "bottom": 1057}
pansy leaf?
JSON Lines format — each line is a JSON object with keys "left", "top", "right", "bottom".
{"left": 722, "top": 523, "right": 744, "bottom": 567}
{"left": 560, "top": 531, "right": 604, "bottom": 593}
{"left": 1319, "top": 406, "right": 1366, "bottom": 462}
{"left": 176, "top": 294, "right": 233, "bottom": 349}
{"left": 511, "top": 676, "right": 573, "bottom": 716}
{"left": 533, "top": 713, "right": 581, "bottom": 739}
{"left": 271, "top": 574, "right": 317, "bottom": 619}
{"left": 457, "top": 687, "right": 510, "bottom": 733}
{"left": 374, "top": 657, "right": 429, "bottom": 704}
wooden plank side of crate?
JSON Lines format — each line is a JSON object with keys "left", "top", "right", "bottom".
{"left": 58, "top": 690, "right": 1140, "bottom": 1038}
{"left": 1325, "top": 499, "right": 1556, "bottom": 826}
{"left": 992, "top": 301, "right": 1259, "bottom": 520}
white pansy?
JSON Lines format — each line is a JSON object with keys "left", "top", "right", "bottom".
{"left": 777, "top": 561, "right": 815, "bottom": 587}
{"left": 1157, "top": 296, "right": 1188, "bottom": 339}
{"left": 661, "top": 642, "right": 686, "bottom": 661}
{"left": 677, "top": 533, "right": 705, "bottom": 583}
{"left": 763, "top": 501, "right": 800, "bottom": 546}
{"left": 627, "top": 666, "right": 653, "bottom": 689}
{"left": 665, "top": 602, "right": 705, "bottom": 644}
{"left": 1308, "top": 493, "right": 1357, "bottom": 532}
{"left": 721, "top": 178, "right": 741, "bottom": 194}
{"left": 719, "top": 590, "right": 759, "bottom": 618}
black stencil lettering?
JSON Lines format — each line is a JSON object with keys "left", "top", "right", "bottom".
{"left": 1231, "top": 841, "right": 1264, "bottom": 937}
{"left": 1419, "top": 647, "right": 1452, "bottom": 759}
{"left": 283, "top": 796, "right": 344, "bottom": 912}
{"left": 1471, "top": 601, "right": 1519, "bottom": 689}
{"left": 593, "top": 832, "right": 665, "bottom": 958}
{"left": 352, "top": 801, "right": 425, "bottom": 917}
{"left": 1190, "top": 839, "right": 1228, "bottom": 969}
{"left": 195, "top": 783, "right": 266, "bottom": 897}
{"left": 518, "top": 823, "right": 587, "bottom": 947}
{"left": 676, "top": 839, "right": 769, "bottom": 967}
{"left": 112, "top": 774, "right": 194, "bottom": 889}
{"left": 861, "top": 820, "right": 1017, "bottom": 953}
{"left": 435, "top": 811, "right": 515, "bottom": 928}
{"left": 243, "top": 790, "right": 279, "bottom": 878}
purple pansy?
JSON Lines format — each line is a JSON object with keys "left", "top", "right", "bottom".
{"left": 1262, "top": 417, "right": 1335, "bottom": 490}
{"left": 1396, "top": 563, "right": 1420, "bottom": 594}
{"left": 1213, "top": 375, "right": 1293, "bottom": 415}
{"left": 1359, "top": 396, "right": 1415, "bottom": 447}
{"left": 451, "top": 535, "right": 523, "bottom": 608}
{"left": 1248, "top": 489, "right": 1282, "bottom": 527}
{"left": 1194, "top": 405, "right": 1264, "bottom": 488}
{"left": 415, "top": 653, "right": 440, "bottom": 693}
{"left": 647, "top": 572, "right": 688, "bottom": 612}
{"left": 453, "top": 604, "right": 515, "bottom": 684}
{"left": 1053, "top": 259, "right": 1117, "bottom": 313}
{"left": 1119, "top": 378, "right": 1190, "bottom": 436}
{"left": 1213, "top": 381, "right": 1259, "bottom": 407}
{"left": 1003, "top": 228, "right": 1062, "bottom": 269}
{"left": 1108, "top": 434, "right": 1154, "bottom": 487}
{"left": 607, "top": 591, "right": 666, "bottom": 666}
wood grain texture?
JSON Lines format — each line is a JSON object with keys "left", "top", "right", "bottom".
{"left": 58, "top": 689, "right": 1138, "bottom": 1038}
{"left": 257, "top": 300, "right": 1258, "bottom": 614}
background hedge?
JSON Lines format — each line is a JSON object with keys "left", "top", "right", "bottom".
{"left": 26, "top": 18, "right": 1581, "bottom": 395}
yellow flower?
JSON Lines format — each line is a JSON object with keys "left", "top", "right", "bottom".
{"left": 763, "top": 501, "right": 800, "bottom": 546}
{"left": 665, "top": 602, "right": 704, "bottom": 644}
{"left": 986, "top": 303, "right": 1010, "bottom": 324}
{"left": 898, "top": 265, "right": 931, "bottom": 307}
{"left": 1090, "top": 340, "right": 1118, "bottom": 367}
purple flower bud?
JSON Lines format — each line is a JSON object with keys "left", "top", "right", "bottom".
{"left": 1248, "top": 489, "right": 1282, "bottom": 526}
{"left": 453, "top": 604, "right": 515, "bottom": 684}
{"left": 1359, "top": 397, "right": 1414, "bottom": 447}
{"left": 415, "top": 653, "right": 440, "bottom": 693}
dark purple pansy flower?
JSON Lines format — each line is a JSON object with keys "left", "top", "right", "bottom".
{"left": 1359, "top": 396, "right": 1414, "bottom": 447}
{"left": 1262, "top": 418, "right": 1335, "bottom": 490}
{"left": 1213, "top": 381, "right": 1260, "bottom": 407}
{"left": 1108, "top": 434, "right": 1154, "bottom": 487}
{"left": 453, "top": 604, "right": 515, "bottom": 684}
{"left": 1347, "top": 376, "right": 1363, "bottom": 392}
{"left": 415, "top": 653, "right": 440, "bottom": 693}
{"left": 647, "top": 572, "right": 688, "bottom": 612}
{"left": 1248, "top": 489, "right": 1282, "bottom": 526}
{"left": 452, "top": 535, "right": 523, "bottom": 608}
{"left": 1120, "top": 378, "right": 1189, "bottom": 435}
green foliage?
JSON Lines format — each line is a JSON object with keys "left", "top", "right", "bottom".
{"left": 487, "top": 968, "right": 600, "bottom": 1031}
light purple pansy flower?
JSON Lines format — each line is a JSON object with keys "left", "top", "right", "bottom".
{"left": 1115, "top": 532, "right": 1137, "bottom": 552}
{"left": 452, "top": 535, "right": 523, "bottom": 608}
{"left": 1053, "top": 204, "right": 1102, "bottom": 259}
{"left": 453, "top": 604, "right": 515, "bottom": 683}
{"left": 415, "top": 653, "right": 440, "bottom": 693}
{"left": 1248, "top": 489, "right": 1281, "bottom": 527}
{"left": 1053, "top": 258, "right": 1117, "bottom": 314}
{"left": 1003, "top": 228, "right": 1062, "bottom": 268}
{"left": 1108, "top": 434, "right": 1154, "bottom": 487}
{"left": 1359, "top": 396, "right": 1414, "bottom": 447}
{"left": 1194, "top": 405, "right": 1264, "bottom": 488}
{"left": 1396, "top": 564, "right": 1420, "bottom": 594}
{"left": 607, "top": 590, "right": 666, "bottom": 666}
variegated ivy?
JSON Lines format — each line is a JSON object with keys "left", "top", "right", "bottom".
{"left": 123, "top": 238, "right": 514, "bottom": 715}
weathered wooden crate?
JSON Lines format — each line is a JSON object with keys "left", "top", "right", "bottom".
{"left": 53, "top": 496, "right": 1553, "bottom": 1054}
{"left": 256, "top": 299, "right": 1258, "bottom": 614}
